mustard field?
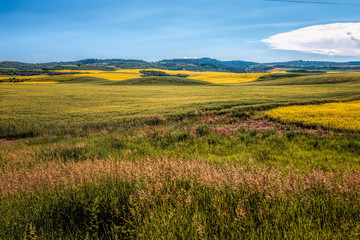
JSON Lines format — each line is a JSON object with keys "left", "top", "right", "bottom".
{"left": 0, "top": 81, "right": 58, "bottom": 84}
{"left": 159, "top": 69, "right": 271, "bottom": 83}
{"left": 54, "top": 69, "right": 271, "bottom": 83}
{"left": 266, "top": 100, "right": 360, "bottom": 131}
{"left": 0, "top": 75, "right": 48, "bottom": 82}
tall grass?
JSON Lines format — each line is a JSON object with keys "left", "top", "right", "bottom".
{"left": 1, "top": 115, "right": 360, "bottom": 238}
{"left": 1, "top": 162, "right": 359, "bottom": 239}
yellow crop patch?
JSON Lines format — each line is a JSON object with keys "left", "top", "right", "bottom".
{"left": 154, "top": 69, "right": 271, "bottom": 84}
{"left": 266, "top": 101, "right": 360, "bottom": 131}
{"left": 0, "top": 75, "right": 48, "bottom": 80}
{"left": 54, "top": 69, "right": 270, "bottom": 83}
{"left": 0, "top": 81, "right": 59, "bottom": 84}
{"left": 53, "top": 69, "right": 142, "bottom": 81}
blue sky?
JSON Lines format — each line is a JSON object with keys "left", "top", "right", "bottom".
{"left": 1, "top": 0, "right": 360, "bottom": 62}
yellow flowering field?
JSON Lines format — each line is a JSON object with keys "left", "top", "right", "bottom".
{"left": 1, "top": 69, "right": 274, "bottom": 84}
{"left": 55, "top": 69, "right": 271, "bottom": 83}
{"left": 0, "top": 81, "right": 59, "bottom": 84}
{"left": 0, "top": 74, "right": 73, "bottom": 84}
{"left": 266, "top": 100, "right": 360, "bottom": 131}
{"left": 158, "top": 70, "right": 271, "bottom": 83}
{"left": 51, "top": 69, "right": 141, "bottom": 81}
{"left": 0, "top": 75, "right": 47, "bottom": 80}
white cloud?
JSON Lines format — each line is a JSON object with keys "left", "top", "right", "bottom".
{"left": 262, "top": 22, "right": 360, "bottom": 57}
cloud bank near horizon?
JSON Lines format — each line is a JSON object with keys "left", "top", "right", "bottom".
{"left": 263, "top": 22, "right": 360, "bottom": 57}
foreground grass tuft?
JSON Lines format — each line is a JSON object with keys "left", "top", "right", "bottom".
{"left": 1, "top": 175, "right": 359, "bottom": 239}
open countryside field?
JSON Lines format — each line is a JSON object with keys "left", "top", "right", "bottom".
{"left": 54, "top": 69, "right": 272, "bottom": 83}
{"left": 1, "top": 71, "right": 360, "bottom": 239}
{"left": 0, "top": 69, "right": 271, "bottom": 85}
{"left": 2, "top": 72, "right": 360, "bottom": 138}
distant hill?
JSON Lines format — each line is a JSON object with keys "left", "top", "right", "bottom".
{"left": 157, "top": 58, "right": 257, "bottom": 72}
{"left": 257, "top": 60, "right": 360, "bottom": 71}
{"left": 1, "top": 58, "right": 360, "bottom": 75}
{"left": 0, "top": 58, "right": 259, "bottom": 75}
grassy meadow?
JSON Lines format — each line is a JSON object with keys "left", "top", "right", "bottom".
{"left": 1, "top": 71, "right": 360, "bottom": 239}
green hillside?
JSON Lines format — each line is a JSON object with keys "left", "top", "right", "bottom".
{"left": 255, "top": 72, "right": 360, "bottom": 85}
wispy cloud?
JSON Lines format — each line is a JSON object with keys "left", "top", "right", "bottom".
{"left": 262, "top": 22, "right": 360, "bottom": 56}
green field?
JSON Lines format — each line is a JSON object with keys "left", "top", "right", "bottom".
{"left": 1, "top": 72, "right": 360, "bottom": 239}
{"left": 2, "top": 73, "right": 360, "bottom": 138}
